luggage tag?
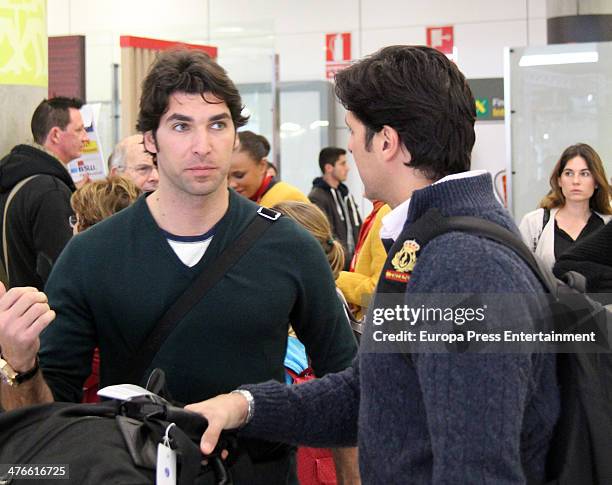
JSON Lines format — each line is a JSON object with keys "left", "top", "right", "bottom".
{"left": 156, "top": 423, "right": 177, "bottom": 485}
{"left": 98, "top": 383, "right": 155, "bottom": 400}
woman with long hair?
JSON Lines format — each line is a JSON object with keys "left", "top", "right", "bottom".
{"left": 229, "top": 131, "right": 308, "bottom": 207}
{"left": 519, "top": 143, "right": 612, "bottom": 269}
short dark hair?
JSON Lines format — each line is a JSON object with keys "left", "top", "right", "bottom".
{"left": 334, "top": 45, "right": 476, "bottom": 180}
{"left": 238, "top": 130, "right": 270, "bottom": 162}
{"left": 137, "top": 49, "right": 249, "bottom": 135}
{"left": 31, "top": 97, "right": 84, "bottom": 145}
{"left": 318, "top": 147, "right": 346, "bottom": 173}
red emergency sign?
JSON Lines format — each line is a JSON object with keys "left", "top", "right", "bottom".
{"left": 426, "top": 26, "right": 454, "bottom": 55}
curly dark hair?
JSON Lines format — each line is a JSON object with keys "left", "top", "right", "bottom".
{"left": 334, "top": 45, "right": 476, "bottom": 180}
{"left": 137, "top": 49, "right": 249, "bottom": 136}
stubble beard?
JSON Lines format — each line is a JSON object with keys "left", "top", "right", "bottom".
{"left": 166, "top": 167, "right": 229, "bottom": 200}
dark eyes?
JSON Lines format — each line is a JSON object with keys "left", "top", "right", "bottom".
{"left": 562, "top": 170, "right": 591, "bottom": 177}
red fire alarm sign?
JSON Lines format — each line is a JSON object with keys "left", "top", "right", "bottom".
{"left": 426, "top": 26, "right": 454, "bottom": 55}
{"left": 325, "top": 32, "right": 352, "bottom": 79}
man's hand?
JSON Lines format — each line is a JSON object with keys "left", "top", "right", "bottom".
{"left": 0, "top": 283, "right": 55, "bottom": 372}
{"left": 185, "top": 392, "right": 249, "bottom": 455}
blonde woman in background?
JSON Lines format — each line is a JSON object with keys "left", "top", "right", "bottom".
{"left": 519, "top": 143, "right": 612, "bottom": 270}
{"left": 273, "top": 201, "right": 345, "bottom": 279}
{"left": 70, "top": 175, "right": 142, "bottom": 234}
{"left": 272, "top": 201, "right": 348, "bottom": 337}
{"left": 272, "top": 200, "right": 360, "bottom": 485}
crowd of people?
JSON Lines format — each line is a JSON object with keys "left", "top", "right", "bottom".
{"left": 0, "top": 43, "right": 610, "bottom": 484}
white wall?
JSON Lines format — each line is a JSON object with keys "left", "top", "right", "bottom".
{"left": 47, "top": 0, "right": 548, "bottom": 212}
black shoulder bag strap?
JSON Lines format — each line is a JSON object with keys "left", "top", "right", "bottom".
{"left": 535, "top": 207, "right": 551, "bottom": 249}
{"left": 404, "top": 208, "right": 556, "bottom": 293}
{"left": 388, "top": 208, "right": 557, "bottom": 370}
{"left": 542, "top": 207, "right": 551, "bottom": 228}
{"left": 127, "top": 206, "right": 282, "bottom": 385}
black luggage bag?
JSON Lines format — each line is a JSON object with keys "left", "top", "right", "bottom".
{"left": 0, "top": 393, "right": 245, "bottom": 485}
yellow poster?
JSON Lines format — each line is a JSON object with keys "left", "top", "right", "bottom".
{"left": 0, "top": 0, "right": 47, "bottom": 87}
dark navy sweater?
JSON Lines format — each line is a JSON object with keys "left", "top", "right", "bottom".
{"left": 241, "top": 174, "right": 560, "bottom": 484}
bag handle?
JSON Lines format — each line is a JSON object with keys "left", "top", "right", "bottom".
{"left": 126, "top": 207, "right": 281, "bottom": 385}
{"left": 1, "top": 175, "right": 40, "bottom": 286}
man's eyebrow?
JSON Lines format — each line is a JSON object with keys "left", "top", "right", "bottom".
{"left": 165, "top": 112, "right": 231, "bottom": 124}
{"left": 166, "top": 113, "right": 193, "bottom": 123}
{"left": 209, "top": 113, "right": 231, "bottom": 122}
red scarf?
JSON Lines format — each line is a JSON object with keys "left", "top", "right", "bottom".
{"left": 250, "top": 175, "right": 274, "bottom": 203}
{"left": 349, "top": 200, "right": 385, "bottom": 272}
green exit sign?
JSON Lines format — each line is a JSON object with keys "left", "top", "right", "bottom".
{"left": 467, "top": 78, "right": 505, "bottom": 121}
{"left": 475, "top": 98, "right": 489, "bottom": 117}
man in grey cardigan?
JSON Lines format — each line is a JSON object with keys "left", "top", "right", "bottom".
{"left": 187, "top": 46, "right": 560, "bottom": 484}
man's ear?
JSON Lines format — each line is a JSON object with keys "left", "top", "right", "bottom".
{"left": 46, "top": 126, "right": 62, "bottom": 145}
{"left": 143, "top": 131, "right": 158, "bottom": 154}
{"left": 233, "top": 133, "right": 240, "bottom": 151}
{"left": 380, "top": 125, "right": 400, "bottom": 160}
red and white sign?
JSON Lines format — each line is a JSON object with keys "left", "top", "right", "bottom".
{"left": 426, "top": 26, "right": 454, "bottom": 55}
{"left": 325, "top": 32, "right": 351, "bottom": 80}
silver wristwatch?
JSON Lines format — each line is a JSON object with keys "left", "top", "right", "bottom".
{"left": 230, "top": 389, "right": 255, "bottom": 426}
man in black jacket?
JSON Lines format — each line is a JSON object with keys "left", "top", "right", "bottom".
{"left": 0, "top": 97, "right": 88, "bottom": 289}
{"left": 309, "top": 147, "right": 362, "bottom": 268}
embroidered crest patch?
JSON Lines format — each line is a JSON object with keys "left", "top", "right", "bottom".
{"left": 391, "top": 240, "right": 420, "bottom": 273}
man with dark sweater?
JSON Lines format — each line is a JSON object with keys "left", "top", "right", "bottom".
{"left": 309, "top": 147, "right": 362, "bottom": 268}
{"left": 187, "top": 46, "right": 560, "bottom": 484}
{"left": 0, "top": 97, "right": 88, "bottom": 289}
{"left": 0, "top": 50, "right": 356, "bottom": 483}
